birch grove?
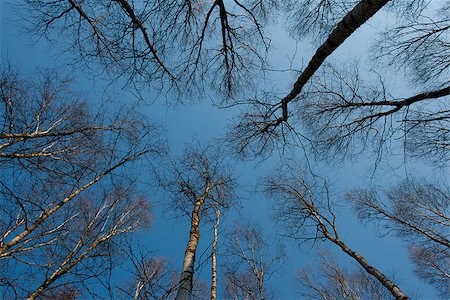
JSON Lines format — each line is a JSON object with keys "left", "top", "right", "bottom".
{"left": 1, "top": 0, "right": 449, "bottom": 298}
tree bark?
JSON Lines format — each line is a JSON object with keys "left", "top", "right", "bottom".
{"left": 276, "top": 0, "right": 391, "bottom": 124}
{"left": 175, "top": 189, "right": 209, "bottom": 300}
{"left": 258, "top": 274, "right": 265, "bottom": 300}
{"left": 323, "top": 230, "right": 410, "bottom": 300}
{"left": 210, "top": 208, "right": 220, "bottom": 300}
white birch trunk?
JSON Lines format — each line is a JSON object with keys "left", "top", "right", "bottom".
{"left": 210, "top": 208, "right": 220, "bottom": 300}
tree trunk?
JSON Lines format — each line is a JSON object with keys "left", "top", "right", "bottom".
{"left": 175, "top": 196, "right": 206, "bottom": 300}
{"left": 279, "top": 0, "right": 391, "bottom": 121}
{"left": 210, "top": 208, "right": 220, "bottom": 300}
{"left": 258, "top": 276, "right": 265, "bottom": 300}
{"left": 324, "top": 231, "right": 410, "bottom": 300}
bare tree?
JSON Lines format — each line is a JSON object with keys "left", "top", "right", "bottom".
{"left": 409, "top": 245, "right": 449, "bottom": 298}
{"left": 225, "top": 0, "right": 450, "bottom": 164}
{"left": 283, "top": 0, "right": 429, "bottom": 42}
{"left": 12, "top": 1, "right": 450, "bottom": 298}
{"left": 159, "top": 145, "right": 235, "bottom": 300}
{"left": 296, "top": 63, "right": 450, "bottom": 164}
{"left": 228, "top": 0, "right": 392, "bottom": 156}
{"left": 25, "top": 188, "right": 152, "bottom": 300}
{"left": 121, "top": 253, "right": 178, "bottom": 300}
{"left": 317, "top": 5, "right": 449, "bottom": 165}
{"left": 21, "top": 0, "right": 448, "bottom": 162}
{"left": 21, "top": 0, "right": 448, "bottom": 164}
{"left": 0, "top": 66, "right": 162, "bottom": 299}
{"left": 23, "top": 0, "right": 279, "bottom": 98}
{"left": 223, "top": 222, "right": 285, "bottom": 300}
{"left": 284, "top": 0, "right": 359, "bottom": 41}
{"left": 225, "top": 269, "right": 262, "bottom": 300}
{"left": 266, "top": 162, "right": 410, "bottom": 300}
{"left": 210, "top": 202, "right": 221, "bottom": 300}
{"left": 297, "top": 249, "right": 392, "bottom": 300}
{"left": 375, "top": 2, "right": 450, "bottom": 85}
{"left": 288, "top": 1, "right": 450, "bottom": 165}
{"left": 118, "top": 241, "right": 212, "bottom": 300}
{"left": 347, "top": 179, "right": 450, "bottom": 297}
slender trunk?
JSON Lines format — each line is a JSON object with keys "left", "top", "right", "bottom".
{"left": 258, "top": 276, "right": 265, "bottom": 300}
{"left": 175, "top": 195, "right": 207, "bottom": 300}
{"left": 258, "top": 246, "right": 265, "bottom": 300}
{"left": 210, "top": 208, "right": 220, "bottom": 300}
{"left": 134, "top": 280, "right": 144, "bottom": 300}
{"left": 323, "top": 230, "right": 410, "bottom": 300}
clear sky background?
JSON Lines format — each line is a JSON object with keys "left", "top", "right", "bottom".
{"left": 1, "top": 1, "right": 447, "bottom": 299}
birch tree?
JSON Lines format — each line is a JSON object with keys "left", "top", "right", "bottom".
{"left": 223, "top": 222, "right": 285, "bottom": 300}
{"left": 210, "top": 202, "right": 221, "bottom": 300}
{"left": 0, "top": 66, "right": 162, "bottom": 299}
{"left": 13, "top": 0, "right": 450, "bottom": 297}
{"left": 23, "top": 0, "right": 279, "bottom": 97}
{"left": 266, "top": 162, "right": 410, "bottom": 300}
{"left": 159, "top": 145, "right": 235, "bottom": 300}
{"left": 347, "top": 180, "right": 450, "bottom": 297}
{"left": 21, "top": 0, "right": 448, "bottom": 161}
{"left": 229, "top": 0, "right": 392, "bottom": 157}
{"left": 121, "top": 253, "right": 178, "bottom": 300}
{"left": 229, "top": 0, "right": 449, "bottom": 161}
{"left": 302, "top": 2, "right": 450, "bottom": 165}
{"left": 297, "top": 250, "right": 392, "bottom": 300}
{"left": 296, "top": 63, "right": 450, "bottom": 165}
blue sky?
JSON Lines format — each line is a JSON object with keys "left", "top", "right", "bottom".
{"left": 1, "top": 1, "right": 446, "bottom": 299}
